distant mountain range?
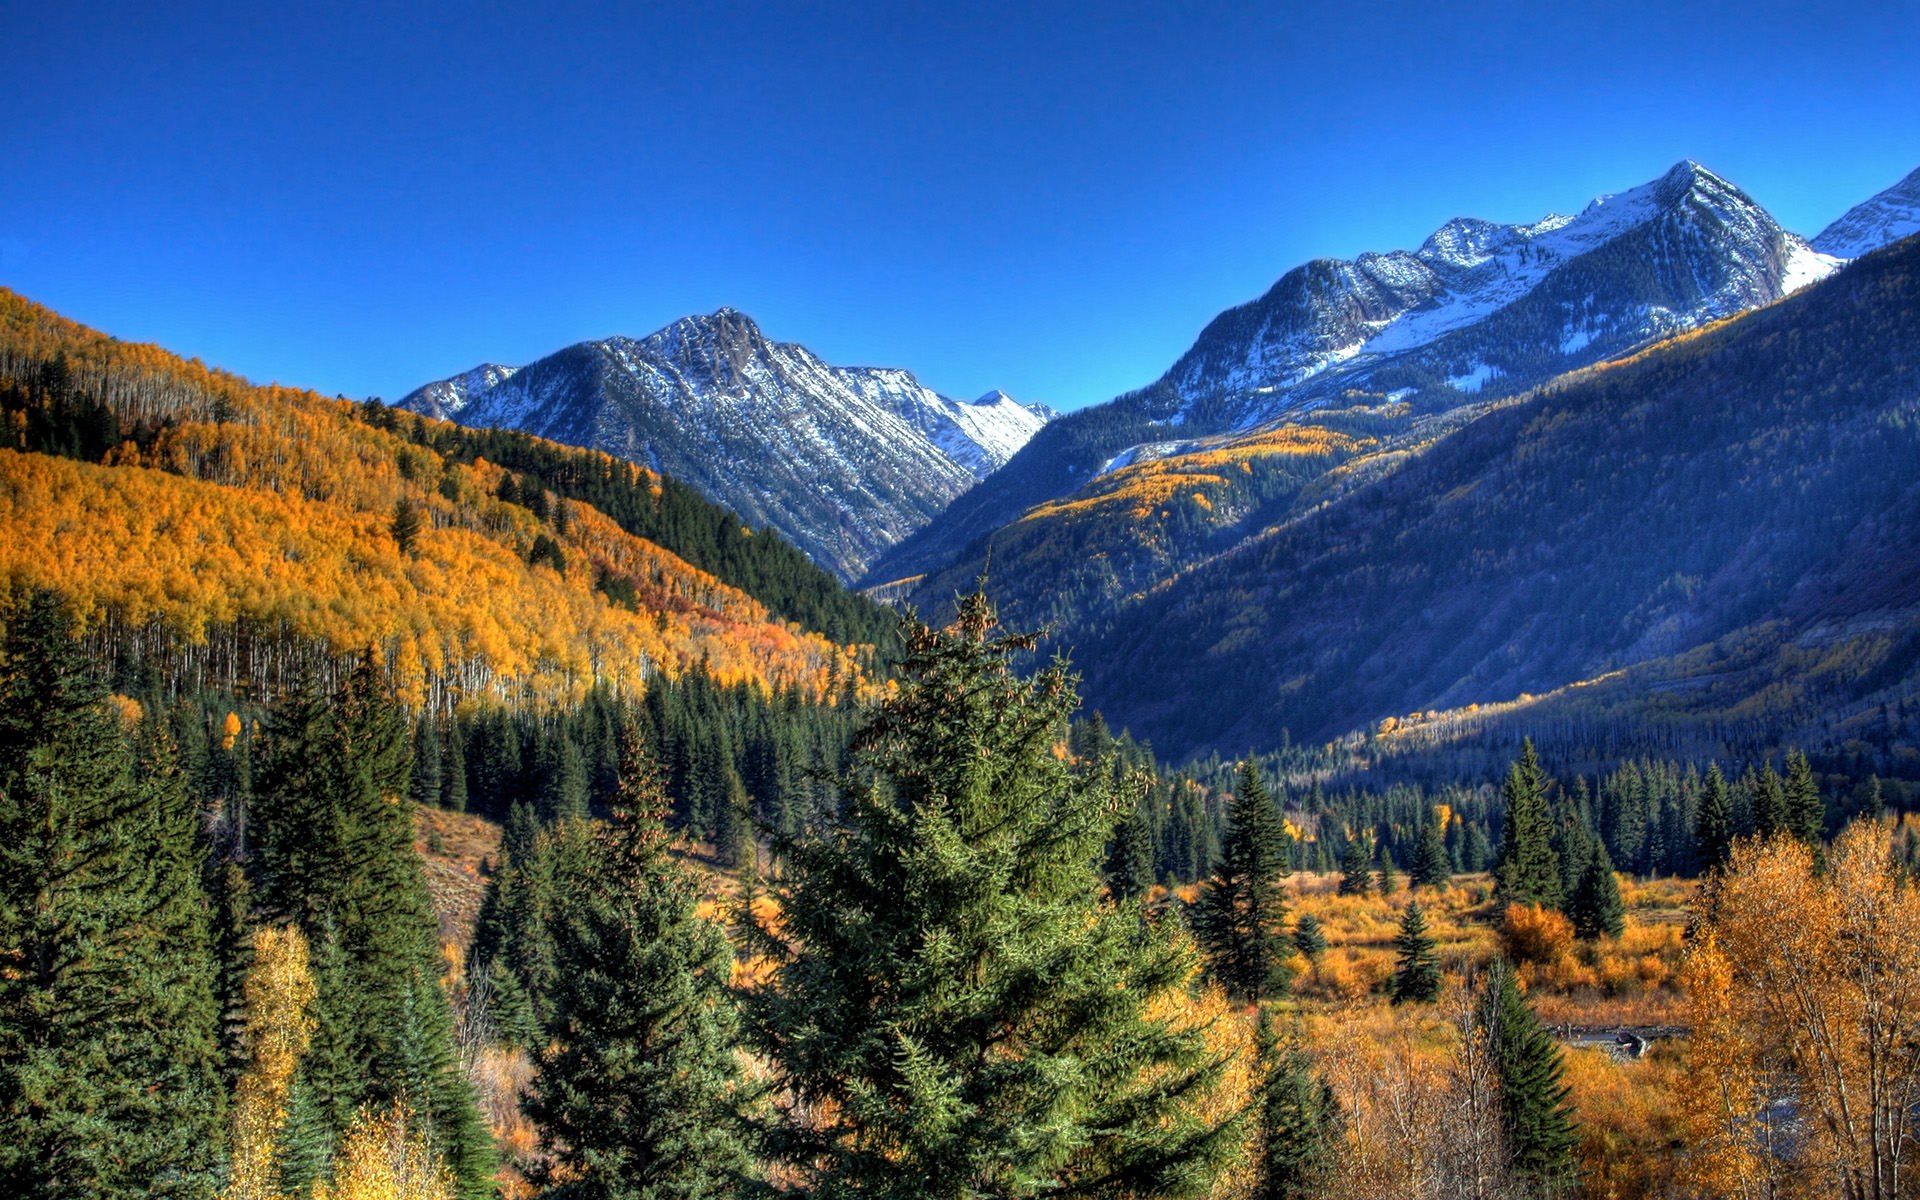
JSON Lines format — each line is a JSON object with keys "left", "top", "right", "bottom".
{"left": 399, "top": 309, "right": 1051, "bottom": 582}
{"left": 866, "top": 160, "right": 1914, "bottom": 590}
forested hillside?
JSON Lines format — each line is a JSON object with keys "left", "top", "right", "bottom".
{"left": 1071, "top": 235, "right": 1920, "bottom": 762}
{"left": 0, "top": 289, "right": 890, "bottom": 708}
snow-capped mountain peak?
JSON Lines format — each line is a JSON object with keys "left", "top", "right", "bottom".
{"left": 1814, "top": 165, "right": 1920, "bottom": 260}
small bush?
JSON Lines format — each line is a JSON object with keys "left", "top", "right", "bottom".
{"left": 1501, "top": 903, "right": 1575, "bottom": 966}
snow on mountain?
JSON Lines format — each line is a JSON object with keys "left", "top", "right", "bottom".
{"left": 1160, "top": 160, "right": 1840, "bottom": 430}
{"left": 1814, "top": 165, "right": 1920, "bottom": 260}
{"left": 400, "top": 309, "right": 1051, "bottom": 583}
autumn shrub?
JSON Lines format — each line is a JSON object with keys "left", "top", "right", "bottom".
{"left": 1501, "top": 902, "right": 1574, "bottom": 966}
{"left": 313, "top": 1102, "right": 455, "bottom": 1200}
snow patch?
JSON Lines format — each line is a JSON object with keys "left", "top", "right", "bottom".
{"left": 1447, "top": 364, "right": 1496, "bottom": 393}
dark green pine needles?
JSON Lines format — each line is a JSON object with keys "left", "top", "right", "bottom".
{"left": 744, "top": 592, "right": 1241, "bottom": 1199}
{"left": 526, "top": 728, "right": 753, "bottom": 1199}
{"left": 1568, "top": 837, "right": 1625, "bottom": 940}
{"left": 1252, "top": 1011, "right": 1339, "bottom": 1200}
{"left": 1495, "top": 739, "right": 1561, "bottom": 909}
{"left": 1410, "top": 809, "right": 1451, "bottom": 890}
{"left": 1337, "top": 833, "right": 1373, "bottom": 897}
{"left": 0, "top": 589, "right": 226, "bottom": 1198}
{"left": 1480, "top": 958, "right": 1577, "bottom": 1184}
{"left": 1389, "top": 901, "right": 1440, "bottom": 1004}
{"left": 1194, "top": 760, "right": 1293, "bottom": 999}
{"left": 1694, "top": 762, "right": 1733, "bottom": 874}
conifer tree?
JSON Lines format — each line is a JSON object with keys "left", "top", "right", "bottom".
{"left": 1695, "top": 762, "right": 1733, "bottom": 875}
{"left": 1389, "top": 900, "right": 1440, "bottom": 1004}
{"left": 1411, "top": 808, "right": 1451, "bottom": 890}
{"left": 1194, "top": 760, "right": 1293, "bottom": 999}
{"left": 1751, "top": 764, "right": 1787, "bottom": 840}
{"left": 744, "top": 593, "right": 1240, "bottom": 1198}
{"left": 1495, "top": 740, "right": 1561, "bottom": 909}
{"left": 1783, "top": 750, "right": 1822, "bottom": 847}
{"left": 253, "top": 655, "right": 495, "bottom": 1197}
{"left": 1478, "top": 958, "right": 1577, "bottom": 1185}
{"left": 391, "top": 497, "right": 423, "bottom": 557}
{"left": 1252, "top": 1011, "right": 1339, "bottom": 1200}
{"left": 0, "top": 589, "right": 226, "bottom": 1197}
{"left": 1337, "top": 833, "right": 1373, "bottom": 896}
{"left": 526, "top": 728, "right": 753, "bottom": 1199}
{"left": 1291, "top": 912, "right": 1327, "bottom": 961}
{"left": 1568, "top": 837, "right": 1625, "bottom": 940}
{"left": 442, "top": 719, "right": 469, "bottom": 813}
{"left": 1105, "top": 798, "right": 1156, "bottom": 901}
{"left": 1376, "top": 846, "right": 1399, "bottom": 894}
{"left": 410, "top": 715, "right": 441, "bottom": 809}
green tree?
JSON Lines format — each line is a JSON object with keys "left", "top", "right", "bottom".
{"left": 1376, "top": 846, "right": 1399, "bottom": 894}
{"left": 1194, "top": 760, "right": 1293, "bottom": 999}
{"left": 410, "top": 715, "right": 441, "bottom": 809}
{"left": 1252, "top": 1012, "right": 1338, "bottom": 1200}
{"left": 1410, "top": 808, "right": 1451, "bottom": 890}
{"left": 1105, "top": 799, "right": 1156, "bottom": 902}
{"left": 1495, "top": 740, "right": 1561, "bottom": 909}
{"left": 253, "top": 656, "right": 495, "bottom": 1197}
{"left": 391, "top": 496, "right": 423, "bottom": 556}
{"left": 1479, "top": 958, "right": 1577, "bottom": 1185}
{"left": 526, "top": 729, "right": 753, "bottom": 1198}
{"left": 1337, "top": 833, "right": 1373, "bottom": 897}
{"left": 1389, "top": 900, "right": 1440, "bottom": 1004}
{"left": 1751, "top": 764, "right": 1787, "bottom": 840}
{"left": 1568, "top": 837, "right": 1624, "bottom": 940}
{"left": 1783, "top": 750, "right": 1823, "bottom": 848}
{"left": 0, "top": 590, "right": 225, "bottom": 1198}
{"left": 1291, "top": 912, "right": 1327, "bottom": 961}
{"left": 1695, "top": 762, "right": 1733, "bottom": 875}
{"left": 744, "top": 593, "right": 1241, "bottom": 1198}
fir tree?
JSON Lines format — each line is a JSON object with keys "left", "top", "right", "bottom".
{"left": 1291, "top": 912, "right": 1327, "bottom": 961}
{"left": 744, "top": 593, "right": 1240, "bottom": 1197}
{"left": 1193, "top": 760, "right": 1293, "bottom": 999}
{"left": 1376, "top": 846, "right": 1399, "bottom": 894}
{"left": 1784, "top": 750, "right": 1823, "bottom": 847}
{"left": 390, "top": 497, "right": 423, "bottom": 557}
{"left": 442, "top": 719, "right": 469, "bottom": 813}
{"left": 1495, "top": 740, "right": 1561, "bottom": 909}
{"left": 1695, "top": 762, "right": 1733, "bottom": 875}
{"left": 1252, "top": 1012, "right": 1338, "bottom": 1200}
{"left": 1568, "top": 837, "right": 1624, "bottom": 940}
{"left": 1389, "top": 900, "right": 1440, "bottom": 1004}
{"left": 1337, "top": 833, "right": 1373, "bottom": 896}
{"left": 1752, "top": 764, "right": 1787, "bottom": 840}
{"left": 1105, "top": 798, "right": 1156, "bottom": 902}
{"left": 410, "top": 715, "right": 441, "bottom": 809}
{"left": 526, "top": 729, "right": 753, "bottom": 1198}
{"left": 1479, "top": 958, "right": 1577, "bottom": 1185}
{"left": 1410, "top": 808, "right": 1451, "bottom": 890}
{"left": 0, "top": 589, "right": 225, "bottom": 1197}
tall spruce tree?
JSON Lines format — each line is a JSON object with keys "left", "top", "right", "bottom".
{"left": 1784, "top": 750, "right": 1823, "bottom": 848}
{"left": 0, "top": 589, "right": 225, "bottom": 1197}
{"left": 1105, "top": 799, "right": 1156, "bottom": 902}
{"left": 744, "top": 593, "right": 1241, "bottom": 1198}
{"left": 1252, "top": 1012, "right": 1339, "bottom": 1200}
{"left": 1193, "top": 760, "right": 1293, "bottom": 999}
{"left": 1410, "top": 808, "right": 1451, "bottom": 890}
{"left": 1337, "top": 833, "right": 1373, "bottom": 896}
{"left": 1291, "top": 912, "right": 1327, "bottom": 961}
{"left": 1495, "top": 740, "right": 1561, "bottom": 909}
{"left": 526, "top": 729, "right": 753, "bottom": 1198}
{"left": 1389, "top": 900, "right": 1440, "bottom": 1004}
{"left": 1695, "top": 762, "right": 1733, "bottom": 875}
{"left": 253, "top": 655, "right": 495, "bottom": 1197}
{"left": 1479, "top": 958, "right": 1577, "bottom": 1185}
{"left": 1752, "top": 764, "right": 1787, "bottom": 840}
{"left": 1568, "top": 837, "right": 1625, "bottom": 940}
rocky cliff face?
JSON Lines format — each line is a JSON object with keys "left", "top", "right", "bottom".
{"left": 401, "top": 309, "right": 1051, "bottom": 582}
{"left": 1814, "top": 165, "right": 1920, "bottom": 260}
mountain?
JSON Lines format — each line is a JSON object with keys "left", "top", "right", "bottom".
{"left": 399, "top": 309, "right": 1051, "bottom": 583}
{"left": 0, "top": 288, "right": 878, "bottom": 707}
{"left": 865, "top": 160, "right": 1842, "bottom": 588}
{"left": 1066, "top": 232, "right": 1920, "bottom": 760}
{"left": 1815, "top": 165, "right": 1920, "bottom": 259}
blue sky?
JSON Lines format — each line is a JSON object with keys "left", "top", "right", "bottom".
{"left": 3, "top": 1, "right": 1917, "bottom": 411}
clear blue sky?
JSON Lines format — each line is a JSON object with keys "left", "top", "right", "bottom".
{"left": 3, "top": 1, "right": 1917, "bottom": 412}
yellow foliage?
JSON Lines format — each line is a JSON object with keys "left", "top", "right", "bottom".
{"left": 311, "top": 1103, "right": 454, "bottom": 1200}
{"left": 227, "top": 926, "right": 318, "bottom": 1200}
{"left": 1500, "top": 902, "right": 1575, "bottom": 966}
{"left": 221, "top": 710, "right": 243, "bottom": 750}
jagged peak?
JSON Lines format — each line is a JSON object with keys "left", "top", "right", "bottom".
{"left": 972, "top": 389, "right": 1017, "bottom": 406}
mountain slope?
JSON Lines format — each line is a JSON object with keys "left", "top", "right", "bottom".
{"left": 865, "top": 161, "right": 1841, "bottom": 588}
{"left": 1815, "top": 166, "right": 1920, "bottom": 259}
{"left": 0, "top": 288, "right": 869, "bottom": 707}
{"left": 1070, "top": 234, "right": 1920, "bottom": 759}
{"left": 400, "top": 310, "right": 1050, "bottom": 582}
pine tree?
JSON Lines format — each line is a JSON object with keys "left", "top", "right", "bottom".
{"left": 744, "top": 593, "right": 1241, "bottom": 1197}
{"left": 1389, "top": 900, "right": 1440, "bottom": 1004}
{"left": 410, "top": 715, "right": 441, "bottom": 809}
{"left": 442, "top": 719, "right": 469, "bottom": 813}
{"left": 1105, "top": 798, "right": 1156, "bottom": 901}
{"left": 1784, "top": 750, "right": 1822, "bottom": 847}
{"left": 1568, "top": 837, "right": 1625, "bottom": 940}
{"left": 1695, "top": 762, "right": 1733, "bottom": 875}
{"left": 253, "top": 655, "right": 495, "bottom": 1197}
{"left": 1194, "top": 760, "right": 1293, "bottom": 999}
{"left": 391, "top": 497, "right": 423, "bottom": 557}
{"left": 1479, "top": 958, "right": 1577, "bottom": 1184}
{"left": 1376, "top": 846, "right": 1399, "bottom": 894}
{"left": 0, "top": 589, "right": 226, "bottom": 1197}
{"left": 1752, "top": 764, "right": 1787, "bottom": 840}
{"left": 1291, "top": 912, "right": 1327, "bottom": 961}
{"left": 1410, "top": 808, "right": 1451, "bottom": 890}
{"left": 526, "top": 728, "right": 753, "bottom": 1198}
{"left": 1337, "top": 833, "right": 1373, "bottom": 896}
{"left": 1252, "top": 1011, "right": 1338, "bottom": 1200}
{"left": 1495, "top": 740, "right": 1561, "bottom": 909}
